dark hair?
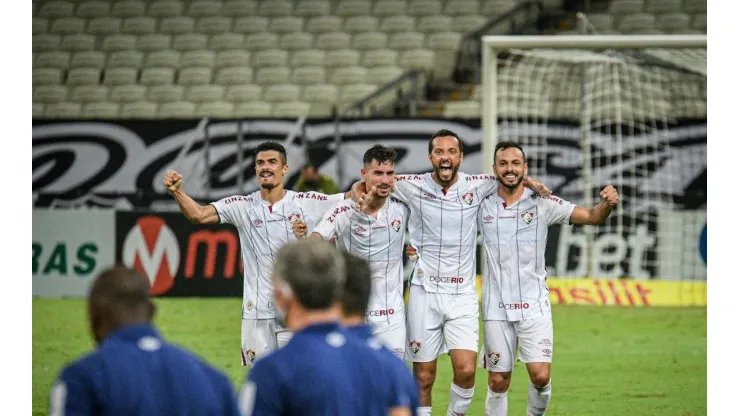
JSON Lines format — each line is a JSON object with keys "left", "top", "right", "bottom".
{"left": 363, "top": 145, "right": 397, "bottom": 166}
{"left": 428, "top": 129, "right": 463, "bottom": 154}
{"left": 494, "top": 141, "right": 527, "bottom": 163}
{"left": 338, "top": 251, "right": 372, "bottom": 318}
{"left": 255, "top": 141, "right": 288, "bottom": 165}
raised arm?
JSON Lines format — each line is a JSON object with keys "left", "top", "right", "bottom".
{"left": 569, "top": 185, "right": 619, "bottom": 225}
{"left": 164, "top": 170, "right": 219, "bottom": 224}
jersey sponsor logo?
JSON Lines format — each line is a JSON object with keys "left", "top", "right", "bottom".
{"left": 498, "top": 301, "right": 530, "bottom": 310}
{"left": 483, "top": 215, "right": 495, "bottom": 224}
{"left": 366, "top": 308, "right": 395, "bottom": 317}
{"left": 353, "top": 225, "right": 367, "bottom": 236}
{"left": 462, "top": 192, "right": 474, "bottom": 205}
{"left": 326, "top": 205, "right": 351, "bottom": 223}
{"left": 423, "top": 192, "right": 441, "bottom": 201}
{"left": 487, "top": 351, "right": 501, "bottom": 367}
{"left": 409, "top": 340, "right": 421, "bottom": 355}
{"left": 185, "top": 230, "right": 239, "bottom": 279}
{"left": 391, "top": 219, "right": 402, "bottom": 232}
{"left": 122, "top": 216, "right": 180, "bottom": 295}
{"left": 544, "top": 195, "right": 564, "bottom": 205}
{"left": 396, "top": 175, "right": 422, "bottom": 181}
{"left": 521, "top": 211, "right": 535, "bottom": 224}
{"left": 287, "top": 213, "right": 301, "bottom": 223}
{"left": 429, "top": 275, "right": 464, "bottom": 284}
{"left": 223, "top": 196, "right": 251, "bottom": 204}
{"left": 296, "top": 193, "right": 328, "bottom": 201}
{"left": 252, "top": 219, "right": 263, "bottom": 227}
{"left": 466, "top": 175, "right": 495, "bottom": 181}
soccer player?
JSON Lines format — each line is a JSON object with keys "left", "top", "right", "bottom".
{"left": 49, "top": 266, "right": 240, "bottom": 416}
{"left": 355, "top": 129, "right": 550, "bottom": 416}
{"left": 163, "top": 141, "right": 352, "bottom": 368}
{"left": 478, "top": 141, "right": 618, "bottom": 416}
{"left": 297, "top": 144, "right": 410, "bottom": 358}
{"left": 239, "top": 239, "right": 413, "bottom": 416}
{"left": 338, "top": 250, "right": 420, "bottom": 414}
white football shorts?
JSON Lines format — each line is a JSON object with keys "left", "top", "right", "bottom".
{"left": 372, "top": 320, "right": 406, "bottom": 359}
{"left": 240, "top": 319, "right": 293, "bottom": 368}
{"left": 479, "top": 315, "right": 553, "bottom": 372}
{"left": 405, "top": 284, "right": 479, "bottom": 362}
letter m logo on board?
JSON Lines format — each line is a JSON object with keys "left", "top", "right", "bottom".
{"left": 122, "top": 216, "right": 180, "bottom": 295}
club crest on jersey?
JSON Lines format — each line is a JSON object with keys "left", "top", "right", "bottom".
{"left": 246, "top": 301, "right": 253, "bottom": 311}
{"left": 488, "top": 352, "right": 501, "bottom": 367}
{"left": 462, "top": 192, "right": 474, "bottom": 205}
{"left": 288, "top": 213, "right": 302, "bottom": 223}
{"left": 521, "top": 211, "right": 534, "bottom": 224}
{"left": 391, "top": 219, "right": 401, "bottom": 232}
{"left": 245, "top": 350, "right": 256, "bottom": 364}
{"left": 409, "top": 340, "right": 421, "bottom": 355}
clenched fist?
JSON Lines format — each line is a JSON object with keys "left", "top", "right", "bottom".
{"left": 163, "top": 170, "right": 183, "bottom": 193}
{"left": 600, "top": 185, "right": 619, "bottom": 206}
{"left": 292, "top": 218, "right": 308, "bottom": 239}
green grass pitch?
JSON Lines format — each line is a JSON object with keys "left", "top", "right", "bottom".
{"left": 32, "top": 299, "right": 706, "bottom": 415}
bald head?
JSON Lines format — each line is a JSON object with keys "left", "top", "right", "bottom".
{"left": 88, "top": 266, "right": 155, "bottom": 344}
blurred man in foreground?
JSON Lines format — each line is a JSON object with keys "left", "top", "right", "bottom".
{"left": 49, "top": 266, "right": 240, "bottom": 416}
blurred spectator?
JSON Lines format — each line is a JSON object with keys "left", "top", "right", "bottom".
{"left": 294, "top": 163, "right": 340, "bottom": 194}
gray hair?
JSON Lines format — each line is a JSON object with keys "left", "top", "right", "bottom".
{"left": 273, "top": 239, "right": 346, "bottom": 310}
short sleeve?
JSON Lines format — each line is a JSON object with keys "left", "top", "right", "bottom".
{"left": 49, "top": 366, "right": 96, "bottom": 416}
{"left": 467, "top": 174, "right": 499, "bottom": 198}
{"left": 296, "top": 192, "right": 346, "bottom": 224}
{"left": 313, "top": 201, "right": 350, "bottom": 240}
{"left": 391, "top": 176, "right": 419, "bottom": 204}
{"left": 210, "top": 195, "right": 248, "bottom": 226}
{"left": 540, "top": 195, "right": 576, "bottom": 226}
{"left": 243, "top": 359, "right": 286, "bottom": 416}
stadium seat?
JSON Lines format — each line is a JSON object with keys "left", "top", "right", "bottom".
{"left": 408, "top": 0, "right": 444, "bottom": 16}
{"left": 33, "top": 103, "right": 45, "bottom": 118}
{"left": 339, "top": 84, "right": 377, "bottom": 104}
{"left": 70, "top": 85, "right": 109, "bottom": 103}
{"left": 103, "top": 68, "right": 139, "bottom": 86}
{"left": 49, "top": 17, "right": 85, "bottom": 35}
{"left": 147, "top": 0, "right": 184, "bottom": 17}
{"left": 426, "top": 32, "right": 462, "bottom": 51}
{"left": 76, "top": 1, "right": 111, "bottom": 18}
{"left": 306, "top": 16, "right": 343, "bottom": 33}
{"left": 186, "top": 85, "right": 225, "bottom": 102}
{"left": 609, "top": 0, "right": 645, "bottom": 15}
{"left": 140, "top": 67, "right": 176, "bottom": 85}
{"left": 352, "top": 32, "right": 388, "bottom": 50}
{"left": 316, "top": 32, "right": 352, "bottom": 50}
{"left": 291, "top": 66, "right": 327, "bottom": 85}
{"left": 136, "top": 34, "right": 172, "bottom": 52}
{"left": 245, "top": 32, "right": 280, "bottom": 50}
{"left": 272, "top": 101, "right": 311, "bottom": 117}
{"left": 33, "top": 34, "right": 62, "bottom": 52}
{"left": 66, "top": 67, "right": 101, "bottom": 85}
{"left": 209, "top": 33, "right": 245, "bottom": 51}
{"left": 83, "top": 102, "right": 120, "bottom": 118}
{"left": 645, "top": 0, "right": 681, "bottom": 14}
{"left": 39, "top": 1, "right": 75, "bottom": 18}
{"left": 417, "top": 16, "right": 453, "bottom": 34}
{"left": 325, "top": 49, "right": 361, "bottom": 68}
{"left": 584, "top": 14, "right": 614, "bottom": 32}
{"left": 443, "top": 100, "right": 480, "bottom": 118}
{"left": 110, "top": 84, "right": 147, "bottom": 102}
{"left": 373, "top": 1, "right": 408, "bottom": 17}
{"left": 656, "top": 13, "right": 690, "bottom": 33}
{"left": 222, "top": 1, "right": 259, "bottom": 17}
{"left": 234, "top": 101, "right": 272, "bottom": 117}
{"left": 215, "top": 50, "right": 251, "bottom": 68}
{"left": 443, "top": 0, "right": 479, "bottom": 16}
{"left": 302, "top": 84, "right": 339, "bottom": 103}
{"left": 684, "top": 1, "right": 707, "bottom": 14}
{"left": 87, "top": 17, "right": 123, "bottom": 35}
{"left": 159, "top": 101, "right": 196, "bottom": 118}
{"left": 388, "top": 32, "right": 425, "bottom": 50}
{"left": 181, "top": 50, "right": 216, "bottom": 68}
{"left": 196, "top": 101, "right": 235, "bottom": 117}
{"left": 344, "top": 16, "right": 379, "bottom": 34}
{"left": 178, "top": 67, "right": 213, "bottom": 85}
{"left": 216, "top": 67, "right": 256, "bottom": 85}
{"left": 186, "top": 1, "right": 221, "bottom": 17}
{"left": 148, "top": 84, "right": 185, "bottom": 102}
{"left": 33, "top": 18, "right": 49, "bottom": 35}
{"left": 452, "top": 15, "right": 488, "bottom": 33}
{"left": 172, "top": 34, "right": 208, "bottom": 51}
{"left": 294, "top": 0, "right": 331, "bottom": 17}
{"left": 399, "top": 49, "right": 435, "bottom": 70}
{"left": 336, "top": 1, "right": 372, "bottom": 17}
{"left": 270, "top": 17, "right": 305, "bottom": 34}
{"left": 309, "top": 103, "right": 333, "bottom": 117}
{"left": 62, "top": 34, "right": 98, "bottom": 51}
{"left": 258, "top": 1, "right": 294, "bottom": 17}
{"left": 253, "top": 49, "right": 289, "bottom": 68}
{"left": 234, "top": 17, "right": 270, "bottom": 33}
{"left": 330, "top": 66, "right": 368, "bottom": 85}
{"left": 35, "top": 51, "right": 71, "bottom": 70}
{"left": 145, "top": 50, "right": 181, "bottom": 68}
{"left": 254, "top": 67, "right": 291, "bottom": 85}
{"left": 380, "top": 16, "right": 416, "bottom": 34}
{"left": 108, "top": 50, "right": 144, "bottom": 68}
{"left": 33, "top": 85, "right": 69, "bottom": 103}
{"left": 692, "top": 14, "right": 706, "bottom": 31}
{"left": 617, "top": 14, "right": 655, "bottom": 34}
{"left": 121, "top": 101, "right": 158, "bottom": 118}
{"left": 367, "top": 66, "right": 404, "bottom": 85}
{"left": 362, "top": 49, "right": 398, "bottom": 68}
{"left": 70, "top": 51, "right": 105, "bottom": 69}
{"left": 196, "top": 17, "right": 232, "bottom": 34}
{"left": 225, "top": 84, "right": 263, "bottom": 102}
{"left": 100, "top": 34, "right": 136, "bottom": 51}
{"left": 122, "top": 17, "right": 157, "bottom": 34}
{"left": 280, "top": 33, "right": 315, "bottom": 51}
{"left": 111, "top": 1, "right": 147, "bottom": 18}
{"left": 264, "top": 84, "right": 301, "bottom": 102}
{"left": 44, "top": 102, "right": 83, "bottom": 118}
{"left": 291, "top": 49, "right": 325, "bottom": 67}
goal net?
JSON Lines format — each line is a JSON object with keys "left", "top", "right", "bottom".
{"left": 480, "top": 35, "right": 706, "bottom": 305}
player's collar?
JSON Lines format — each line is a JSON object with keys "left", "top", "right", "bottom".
{"left": 300, "top": 322, "right": 342, "bottom": 334}
{"left": 105, "top": 323, "right": 160, "bottom": 344}
{"left": 496, "top": 188, "right": 533, "bottom": 208}
{"left": 344, "top": 324, "right": 373, "bottom": 341}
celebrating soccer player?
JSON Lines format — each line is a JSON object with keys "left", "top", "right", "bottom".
{"left": 296, "top": 145, "right": 410, "bottom": 358}
{"left": 163, "top": 141, "right": 352, "bottom": 368}
{"left": 478, "top": 141, "right": 618, "bottom": 416}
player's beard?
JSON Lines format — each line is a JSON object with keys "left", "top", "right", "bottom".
{"left": 433, "top": 161, "right": 459, "bottom": 184}
{"left": 497, "top": 172, "right": 524, "bottom": 190}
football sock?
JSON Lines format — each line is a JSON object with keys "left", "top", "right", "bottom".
{"left": 447, "top": 383, "right": 475, "bottom": 415}
{"left": 485, "top": 386, "right": 508, "bottom": 416}
{"left": 417, "top": 406, "right": 432, "bottom": 416}
{"left": 526, "top": 380, "right": 552, "bottom": 416}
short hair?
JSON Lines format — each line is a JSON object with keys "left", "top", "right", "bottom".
{"left": 362, "top": 145, "right": 397, "bottom": 166}
{"left": 493, "top": 141, "right": 527, "bottom": 163}
{"left": 338, "top": 251, "right": 372, "bottom": 317}
{"left": 89, "top": 266, "right": 153, "bottom": 316}
{"left": 428, "top": 129, "right": 463, "bottom": 154}
{"left": 273, "top": 240, "right": 346, "bottom": 310}
{"left": 255, "top": 141, "right": 287, "bottom": 165}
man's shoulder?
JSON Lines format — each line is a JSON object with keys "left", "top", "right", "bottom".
{"left": 320, "top": 200, "right": 355, "bottom": 223}
{"left": 291, "top": 190, "right": 333, "bottom": 202}
{"left": 461, "top": 172, "right": 496, "bottom": 183}
{"left": 534, "top": 193, "right": 570, "bottom": 208}
{"left": 395, "top": 173, "right": 426, "bottom": 184}
{"left": 218, "top": 192, "right": 258, "bottom": 206}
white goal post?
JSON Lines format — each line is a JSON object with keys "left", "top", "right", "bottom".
{"left": 479, "top": 35, "right": 707, "bottom": 290}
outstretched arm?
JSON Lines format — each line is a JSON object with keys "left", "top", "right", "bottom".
{"left": 164, "top": 170, "right": 219, "bottom": 224}
{"left": 570, "top": 186, "right": 619, "bottom": 225}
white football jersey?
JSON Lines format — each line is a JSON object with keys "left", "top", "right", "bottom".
{"left": 313, "top": 198, "right": 410, "bottom": 329}
{"left": 211, "top": 190, "right": 345, "bottom": 319}
{"left": 393, "top": 172, "right": 498, "bottom": 294}
{"left": 478, "top": 189, "right": 575, "bottom": 321}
